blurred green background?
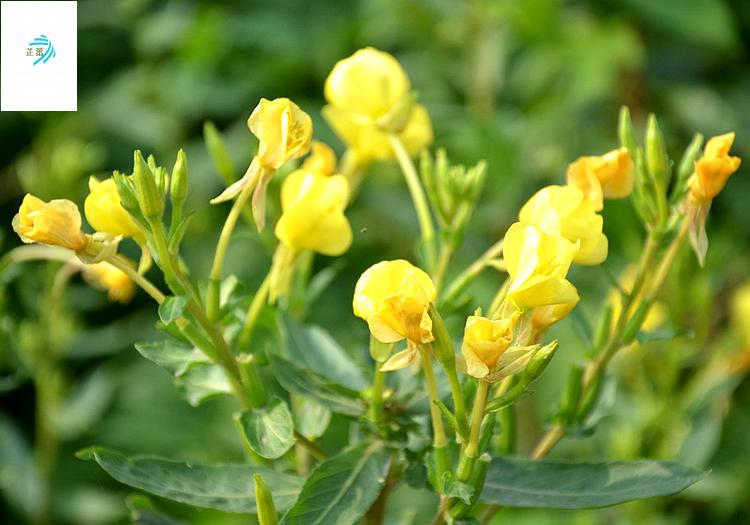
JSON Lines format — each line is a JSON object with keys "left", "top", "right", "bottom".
{"left": 1, "top": 0, "right": 750, "bottom": 523}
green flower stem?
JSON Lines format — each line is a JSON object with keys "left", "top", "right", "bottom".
{"left": 107, "top": 255, "right": 166, "bottom": 304}
{"left": 148, "top": 218, "right": 252, "bottom": 409}
{"left": 340, "top": 148, "right": 367, "bottom": 199}
{"left": 457, "top": 380, "right": 490, "bottom": 481}
{"left": 488, "top": 277, "right": 511, "bottom": 318}
{"left": 207, "top": 164, "right": 265, "bottom": 321}
{"left": 444, "top": 363, "right": 468, "bottom": 436}
{"left": 368, "top": 364, "right": 387, "bottom": 424}
{"left": 238, "top": 272, "right": 271, "bottom": 350}
{"left": 441, "top": 239, "right": 504, "bottom": 306}
{"left": 389, "top": 133, "right": 437, "bottom": 271}
{"left": 419, "top": 346, "right": 450, "bottom": 489}
{"left": 433, "top": 242, "right": 455, "bottom": 296}
{"left": 530, "top": 224, "right": 688, "bottom": 460}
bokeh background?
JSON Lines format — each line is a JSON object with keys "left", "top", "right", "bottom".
{"left": 2, "top": 0, "right": 750, "bottom": 523}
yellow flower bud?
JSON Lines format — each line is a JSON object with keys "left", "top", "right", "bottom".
{"left": 323, "top": 48, "right": 433, "bottom": 161}
{"left": 519, "top": 185, "right": 608, "bottom": 265}
{"left": 461, "top": 315, "right": 513, "bottom": 379}
{"left": 274, "top": 170, "right": 352, "bottom": 256}
{"left": 566, "top": 147, "right": 633, "bottom": 211}
{"left": 12, "top": 194, "right": 88, "bottom": 251}
{"left": 689, "top": 132, "right": 741, "bottom": 202}
{"left": 503, "top": 222, "right": 579, "bottom": 311}
{"left": 353, "top": 260, "right": 436, "bottom": 348}
{"left": 325, "top": 47, "right": 411, "bottom": 119}
{"left": 82, "top": 262, "right": 135, "bottom": 303}
{"left": 301, "top": 141, "right": 337, "bottom": 176}
{"left": 248, "top": 97, "right": 313, "bottom": 170}
{"left": 84, "top": 177, "right": 143, "bottom": 240}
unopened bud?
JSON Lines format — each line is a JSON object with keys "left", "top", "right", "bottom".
{"left": 170, "top": 149, "right": 189, "bottom": 206}
{"left": 253, "top": 473, "right": 279, "bottom": 525}
{"left": 523, "top": 340, "right": 558, "bottom": 380}
{"left": 133, "top": 150, "right": 164, "bottom": 219}
{"left": 429, "top": 304, "right": 456, "bottom": 367}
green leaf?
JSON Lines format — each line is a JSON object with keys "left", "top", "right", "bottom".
{"left": 158, "top": 296, "right": 189, "bottom": 325}
{"left": 168, "top": 212, "right": 195, "bottom": 252}
{"left": 442, "top": 473, "right": 474, "bottom": 504}
{"left": 78, "top": 448, "right": 303, "bottom": 513}
{"left": 480, "top": 456, "right": 706, "bottom": 508}
{"left": 279, "top": 441, "right": 390, "bottom": 525}
{"left": 294, "top": 398, "right": 331, "bottom": 440}
{"left": 267, "top": 352, "right": 363, "bottom": 417}
{"left": 278, "top": 314, "right": 367, "bottom": 391}
{"left": 236, "top": 398, "right": 296, "bottom": 459}
{"left": 135, "top": 339, "right": 209, "bottom": 376}
{"left": 174, "top": 364, "right": 233, "bottom": 406}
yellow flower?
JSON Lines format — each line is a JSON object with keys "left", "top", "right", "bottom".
{"left": 532, "top": 301, "right": 578, "bottom": 332}
{"left": 323, "top": 48, "right": 433, "bottom": 160}
{"left": 274, "top": 170, "right": 352, "bottom": 256}
{"left": 689, "top": 132, "right": 741, "bottom": 202}
{"left": 12, "top": 194, "right": 88, "bottom": 251}
{"left": 353, "top": 259, "right": 436, "bottom": 347}
{"left": 249, "top": 97, "right": 313, "bottom": 170}
{"left": 566, "top": 147, "right": 633, "bottom": 211}
{"left": 461, "top": 315, "right": 513, "bottom": 379}
{"left": 83, "top": 262, "right": 135, "bottom": 303}
{"left": 325, "top": 47, "right": 410, "bottom": 119}
{"left": 503, "top": 222, "right": 579, "bottom": 311}
{"left": 301, "top": 141, "right": 337, "bottom": 176}
{"left": 519, "top": 185, "right": 608, "bottom": 265}
{"left": 84, "top": 177, "right": 143, "bottom": 240}
{"left": 731, "top": 281, "right": 750, "bottom": 348}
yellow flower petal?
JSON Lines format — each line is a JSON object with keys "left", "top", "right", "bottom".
{"left": 12, "top": 194, "right": 87, "bottom": 251}
{"left": 84, "top": 177, "right": 142, "bottom": 240}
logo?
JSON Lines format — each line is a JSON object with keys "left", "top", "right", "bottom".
{"left": 26, "top": 34, "right": 56, "bottom": 65}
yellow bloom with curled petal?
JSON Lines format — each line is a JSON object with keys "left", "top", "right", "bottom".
{"left": 12, "top": 194, "right": 88, "bottom": 251}
{"left": 301, "top": 141, "right": 337, "bottom": 176}
{"left": 461, "top": 315, "right": 513, "bottom": 379}
{"left": 84, "top": 177, "right": 143, "bottom": 241}
{"left": 83, "top": 262, "right": 135, "bottom": 303}
{"left": 274, "top": 170, "right": 352, "bottom": 256}
{"left": 566, "top": 147, "right": 633, "bottom": 211}
{"left": 249, "top": 97, "right": 313, "bottom": 170}
{"left": 503, "top": 222, "right": 579, "bottom": 311}
{"left": 353, "top": 260, "right": 436, "bottom": 347}
{"left": 519, "top": 185, "right": 608, "bottom": 265}
{"left": 323, "top": 48, "right": 433, "bottom": 161}
{"left": 689, "top": 132, "right": 741, "bottom": 202}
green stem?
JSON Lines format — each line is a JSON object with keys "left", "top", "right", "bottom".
{"left": 419, "top": 346, "right": 450, "bottom": 489}
{"left": 389, "top": 133, "right": 437, "bottom": 271}
{"left": 238, "top": 273, "right": 271, "bottom": 350}
{"left": 441, "top": 238, "right": 504, "bottom": 306}
{"left": 107, "top": 255, "right": 166, "bottom": 304}
{"left": 457, "top": 380, "right": 489, "bottom": 481}
{"left": 433, "top": 243, "right": 454, "bottom": 296}
{"left": 368, "top": 365, "right": 386, "bottom": 424}
{"left": 444, "top": 364, "right": 468, "bottom": 436}
{"left": 208, "top": 163, "right": 264, "bottom": 321}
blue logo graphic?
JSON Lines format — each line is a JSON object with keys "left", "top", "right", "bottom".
{"left": 27, "top": 34, "right": 56, "bottom": 65}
